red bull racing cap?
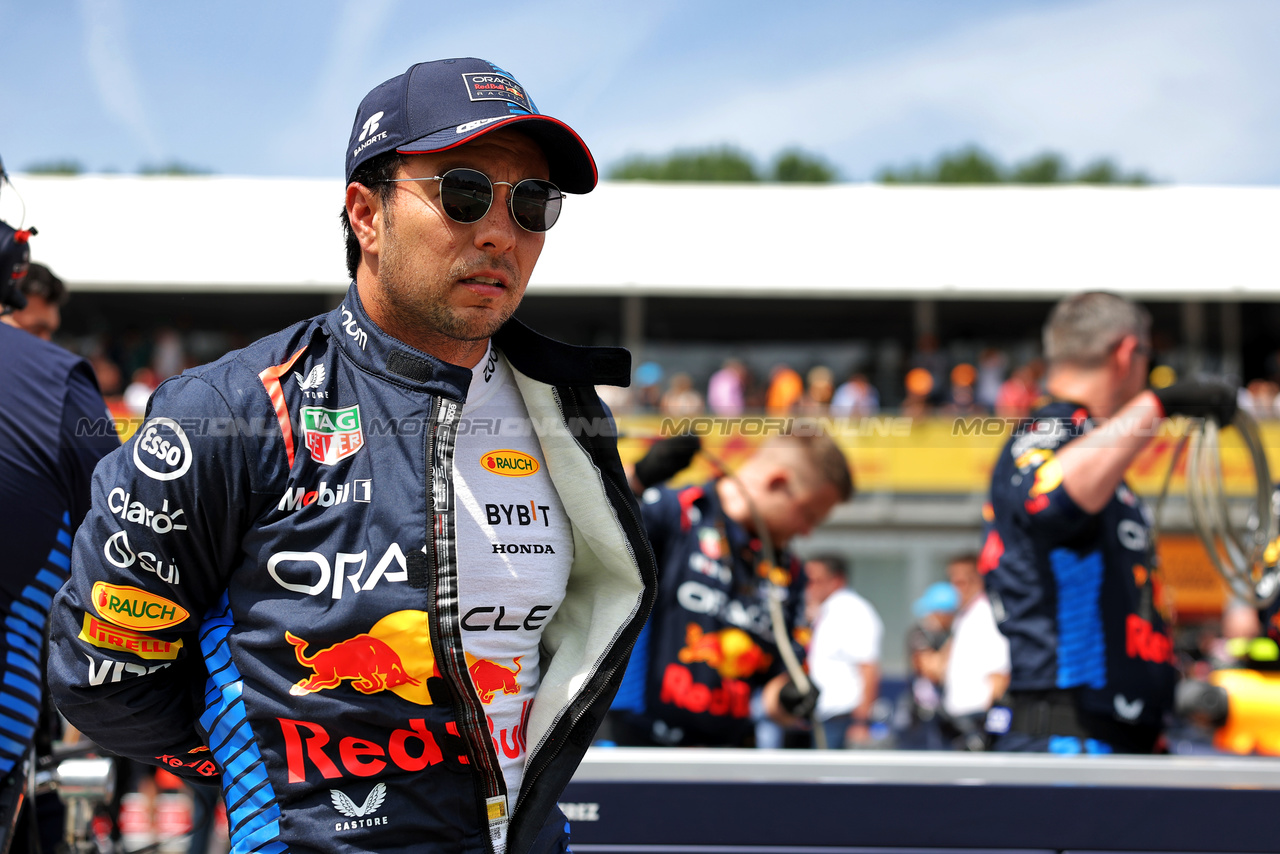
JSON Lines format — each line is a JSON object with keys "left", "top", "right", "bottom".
{"left": 345, "top": 57, "right": 598, "bottom": 194}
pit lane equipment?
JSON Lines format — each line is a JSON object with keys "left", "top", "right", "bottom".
{"left": 1152, "top": 408, "right": 1278, "bottom": 608}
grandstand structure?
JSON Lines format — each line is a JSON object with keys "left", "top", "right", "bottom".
{"left": 16, "top": 175, "right": 1280, "bottom": 669}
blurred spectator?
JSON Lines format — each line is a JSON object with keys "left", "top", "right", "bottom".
{"left": 901, "top": 367, "right": 935, "bottom": 417}
{"left": 976, "top": 348, "right": 1007, "bottom": 410}
{"left": 894, "top": 582, "right": 959, "bottom": 749}
{"left": 830, "top": 373, "right": 880, "bottom": 416}
{"left": 943, "top": 363, "right": 987, "bottom": 415}
{"left": 707, "top": 358, "right": 748, "bottom": 416}
{"left": 634, "top": 361, "right": 664, "bottom": 412}
{"left": 1, "top": 262, "right": 67, "bottom": 341}
{"left": 123, "top": 367, "right": 158, "bottom": 415}
{"left": 1241, "top": 379, "right": 1279, "bottom": 419}
{"left": 909, "top": 333, "right": 949, "bottom": 405}
{"left": 938, "top": 554, "right": 1009, "bottom": 750}
{"left": 804, "top": 556, "right": 883, "bottom": 748}
{"left": 152, "top": 327, "right": 185, "bottom": 380}
{"left": 660, "top": 372, "right": 704, "bottom": 416}
{"left": 766, "top": 364, "right": 804, "bottom": 414}
{"left": 994, "top": 361, "right": 1041, "bottom": 417}
{"left": 800, "top": 365, "right": 836, "bottom": 415}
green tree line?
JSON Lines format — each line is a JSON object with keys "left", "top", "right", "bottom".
{"left": 876, "top": 145, "right": 1152, "bottom": 185}
{"left": 609, "top": 145, "right": 839, "bottom": 183}
{"left": 607, "top": 143, "right": 1152, "bottom": 185}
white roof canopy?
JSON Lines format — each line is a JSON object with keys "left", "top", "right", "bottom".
{"left": 10, "top": 175, "right": 1279, "bottom": 299}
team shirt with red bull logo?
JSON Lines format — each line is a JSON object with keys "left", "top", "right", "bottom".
{"left": 46, "top": 286, "right": 656, "bottom": 854}
{"left": 981, "top": 400, "right": 1178, "bottom": 745}
{"left": 610, "top": 481, "right": 805, "bottom": 746}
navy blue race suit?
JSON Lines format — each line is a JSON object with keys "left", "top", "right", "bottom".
{"left": 608, "top": 481, "right": 805, "bottom": 747}
{"left": 980, "top": 400, "right": 1178, "bottom": 753}
{"left": 46, "top": 287, "right": 657, "bottom": 854}
{"left": 1, "top": 324, "right": 118, "bottom": 834}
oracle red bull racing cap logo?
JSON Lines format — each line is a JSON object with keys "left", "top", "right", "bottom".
{"left": 301, "top": 405, "right": 364, "bottom": 465}
{"left": 462, "top": 72, "right": 532, "bottom": 111}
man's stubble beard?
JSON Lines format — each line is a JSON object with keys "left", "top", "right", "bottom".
{"left": 377, "top": 211, "right": 522, "bottom": 344}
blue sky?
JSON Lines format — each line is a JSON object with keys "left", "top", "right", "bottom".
{"left": 3, "top": 0, "right": 1279, "bottom": 183}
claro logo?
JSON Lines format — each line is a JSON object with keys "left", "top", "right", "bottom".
{"left": 479, "top": 450, "right": 539, "bottom": 477}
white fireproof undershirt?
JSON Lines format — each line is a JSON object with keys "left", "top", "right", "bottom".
{"left": 452, "top": 343, "right": 573, "bottom": 798}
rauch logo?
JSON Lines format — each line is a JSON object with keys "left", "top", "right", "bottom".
{"left": 91, "top": 582, "right": 188, "bottom": 631}
{"left": 480, "top": 450, "right": 539, "bottom": 477}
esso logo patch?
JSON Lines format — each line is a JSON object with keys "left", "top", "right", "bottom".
{"left": 133, "top": 418, "right": 192, "bottom": 481}
{"left": 480, "top": 450, "right": 540, "bottom": 478}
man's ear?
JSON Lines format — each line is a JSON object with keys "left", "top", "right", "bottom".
{"left": 765, "top": 468, "right": 791, "bottom": 495}
{"left": 1111, "top": 333, "right": 1141, "bottom": 377}
{"left": 346, "top": 183, "right": 383, "bottom": 260}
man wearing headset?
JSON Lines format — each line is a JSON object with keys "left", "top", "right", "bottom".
{"left": 0, "top": 202, "right": 119, "bottom": 851}
{"left": 981, "top": 291, "right": 1236, "bottom": 753}
{"left": 47, "top": 59, "right": 656, "bottom": 854}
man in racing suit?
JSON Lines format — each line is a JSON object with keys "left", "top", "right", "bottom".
{"left": 607, "top": 436, "right": 853, "bottom": 747}
{"left": 1, "top": 219, "right": 120, "bottom": 849}
{"left": 47, "top": 58, "right": 656, "bottom": 854}
{"left": 981, "top": 291, "right": 1236, "bottom": 753}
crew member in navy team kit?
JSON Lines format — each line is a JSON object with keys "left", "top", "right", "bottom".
{"left": 981, "top": 292, "right": 1238, "bottom": 753}
{"left": 606, "top": 435, "right": 853, "bottom": 746}
{"left": 47, "top": 58, "right": 657, "bottom": 854}
{"left": 0, "top": 188, "right": 120, "bottom": 850}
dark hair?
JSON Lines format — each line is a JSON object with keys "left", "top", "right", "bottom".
{"left": 21, "top": 262, "right": 68, "bottom": 305}
{"left": 808, "top": 554, "right": 850, "bottom": 583}
{"left": 340, "top": 150, "right": 406, "bottom": 281}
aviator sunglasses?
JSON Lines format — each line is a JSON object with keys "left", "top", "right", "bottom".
{"left": 377, "top": 168, "right": 563, "bottom": 232}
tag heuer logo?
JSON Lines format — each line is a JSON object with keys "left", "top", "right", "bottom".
{"left": 301, "top": 405, "right": 364, "bottom": 465}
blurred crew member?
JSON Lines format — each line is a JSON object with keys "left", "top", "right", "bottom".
{"left": 0, "top": 262, "right": 67, "bottom": 341}
{"left": 1, "top": 232, "right": 118, "bottom": 850}
{"left": 982, "top": 292, "right": 1237, "bottom": 753}
{"left": 608, "top": 435, "right": 853, "bottom": 746}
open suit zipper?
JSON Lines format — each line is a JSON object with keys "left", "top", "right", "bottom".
{"left": 420, "top": 396, "right": 510, "bottom": 852}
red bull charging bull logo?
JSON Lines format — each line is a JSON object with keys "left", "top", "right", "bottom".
{"left": 286, "top": 610, "right": 439, "bottom": 705}
{"left": 677, "top": 623, "right": 772, "bottom": 680}
{"left": 465, "top": 653, "right": 522, "bottom": 703}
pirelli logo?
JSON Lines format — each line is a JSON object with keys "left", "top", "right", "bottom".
{"left": 79, "top": 614, "right": 184, "bottom": 660}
